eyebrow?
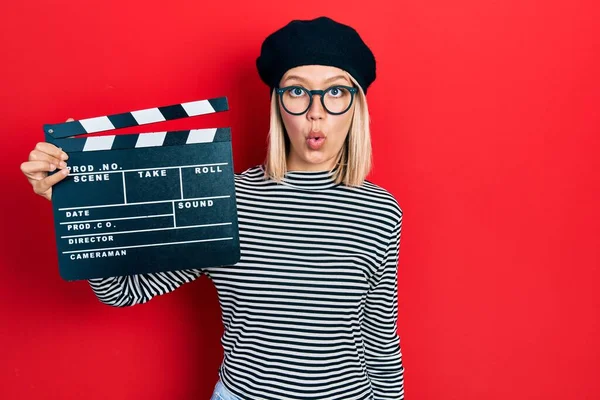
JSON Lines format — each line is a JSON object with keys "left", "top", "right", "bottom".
{"left": 282, "top": 75, "right": 351, "bottom": 85}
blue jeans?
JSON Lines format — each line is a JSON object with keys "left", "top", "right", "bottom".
{"left": 210, "top": 380, "right": 242, "bottom": 400}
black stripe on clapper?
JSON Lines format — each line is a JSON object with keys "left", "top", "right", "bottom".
{"left": 109, "top": 113, "right": 139, "bottom": 129}
{"left": 209, "top": 97, "right": 229, "bottom": 112}
{"left": 163, "top": 130, "right": 191, "bottom": 146}
{"left": 111, "top": 134, "right": 140, "bottom": 150}
{"left": 159, "top": 104, "right": 188, "bottom": 120}
{"left": 45, "top": 121, "right": 87, "bottom": 139}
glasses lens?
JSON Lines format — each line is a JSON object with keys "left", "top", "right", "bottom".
{"left": 281, "top": 87, "right": 310, "bottom": 114}
{"left": 323, "top": 86, "right": 353, "bottom": 114}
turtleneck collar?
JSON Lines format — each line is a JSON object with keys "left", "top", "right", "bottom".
{"left": 261, "top": 165, "right": 341, "bottom": 190}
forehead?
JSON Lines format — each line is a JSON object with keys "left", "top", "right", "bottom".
{"left": 280, "top": 65, "right": 351, "bottom": 85}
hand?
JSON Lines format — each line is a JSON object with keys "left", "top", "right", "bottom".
{"left": 20, "top": 118, "right": 73, "bottom": 201}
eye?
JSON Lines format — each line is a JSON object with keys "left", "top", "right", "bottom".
{"left": 327, "top": 86, "right": 346, "bottom": 98}
{"left": 287, "top": 87, "right": 306, "bottom": 97}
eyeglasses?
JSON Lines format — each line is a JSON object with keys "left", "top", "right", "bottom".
{"left": 275, "top": 85, "right": 358, "bottom": 116}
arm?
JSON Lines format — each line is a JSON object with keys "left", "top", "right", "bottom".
{"left": 87, "top": 269, "right": 205, "bottom": 307}
{"left": 363, "top": 217, "right": 405, "bottom": 399}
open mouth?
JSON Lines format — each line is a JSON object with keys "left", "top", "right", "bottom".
{"left": 307, "top": 135, "right": 326, "bottom": 150}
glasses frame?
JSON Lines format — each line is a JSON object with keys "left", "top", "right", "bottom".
{"left": 275, "top": 85, "right": 358, "bottom": 116}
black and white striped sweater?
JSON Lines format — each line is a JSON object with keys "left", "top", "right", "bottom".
{"left": 89, "top": 165, "right": 405, "bottom": 400}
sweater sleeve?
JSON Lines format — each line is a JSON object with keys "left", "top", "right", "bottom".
{"left": 87, "top": 269, "right": 205, "bottom": 307}
{"left": 362, "top": 216, "right": 405, "bottom": 399}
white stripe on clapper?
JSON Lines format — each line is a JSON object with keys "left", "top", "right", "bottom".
{"left": 135, "top": 132, "right": 167, "bottom": 147}
{"left": 181, "top": 100, "right": 216, "bottom": 116}
{"left": 82, "top": 135, "right": 116, "bottom": 151}
{"left": 79, "top": 116, "right": 115, "bottom": 133}
{"left": 131, "top": 108, "right": 167, "bottom": 124}
{"left": 186, "top": 128, "right": 217, "bottom": 144}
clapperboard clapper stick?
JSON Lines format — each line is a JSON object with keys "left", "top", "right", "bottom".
{"left": 44, "top": 97, "right": 240, "bottom": 281}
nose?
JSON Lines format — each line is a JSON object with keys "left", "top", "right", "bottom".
{"left": 306, "top": 94, "right": 325, "bottom": 120}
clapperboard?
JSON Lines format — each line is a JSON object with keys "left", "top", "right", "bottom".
{"left": 44, "top": 97, "right": 240, "bottom": 281}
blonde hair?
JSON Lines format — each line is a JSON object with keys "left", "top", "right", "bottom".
{"left": 264, "top": 74, "right": 372, "bottom": 187}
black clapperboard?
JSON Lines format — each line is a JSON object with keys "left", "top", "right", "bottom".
{"left": 44, "top": 97, "right": 240, "bottom": 281}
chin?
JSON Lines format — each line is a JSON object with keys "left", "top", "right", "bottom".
{"left": 301, "top": 154, "right": 335, "bottom": 169}
{"left": 304, "top": 153, "right": 328, "bottom": 164}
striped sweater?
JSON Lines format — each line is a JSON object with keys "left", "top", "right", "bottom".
{"left": 89, "top": 165, "right": 405, "bottom": 399}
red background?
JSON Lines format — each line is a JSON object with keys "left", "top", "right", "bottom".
{"left": 1, "top": 1, "right": 599, "bottom": 399}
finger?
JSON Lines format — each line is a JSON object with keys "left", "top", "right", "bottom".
{"left": 34, "top": 142, "right": 68, "bottom": 161}
{"left": 28, "top": 149, "right": 67, "bottom": 168}
{"left": 33, "top": 169, "right": 69, "bottom": 194}
{"left": 66, "top": 118, "right": 74, "bottom": 122}
{"left": 21, "top": 160, "right": 59, "bottom": 176}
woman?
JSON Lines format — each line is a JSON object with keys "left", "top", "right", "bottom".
{"left": 20, "top": 16, "right": 405, "bottom": 400}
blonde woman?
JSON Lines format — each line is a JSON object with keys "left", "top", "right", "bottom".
{"left": 20, "top": 16, "right": 405, "bottom": 400}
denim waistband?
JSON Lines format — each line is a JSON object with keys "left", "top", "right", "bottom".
{"left": 210, "top": 380, "right": 242, "bottom": 400}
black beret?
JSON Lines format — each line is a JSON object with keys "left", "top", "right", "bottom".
{"left": 256, "top": 16, "right": 376, "bottom": 94}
